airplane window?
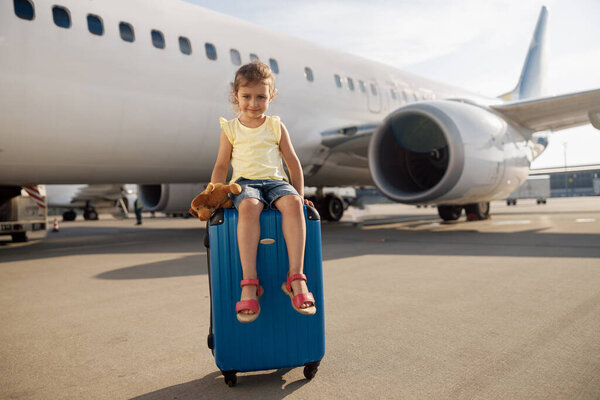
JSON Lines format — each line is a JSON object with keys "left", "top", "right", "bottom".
{"left": 347, "top": 78, "right": 355, "bottom": 91}
{"left": 230, "top": 49, "right": 241, "bottom": 66}
{"left": 179, "top": 37, "right": 192, "bottom": 55}
{"left": 250, "top": 54, "right": 259, "bottom": 61}
{"left": 87, "top": 14, "right": 103, "bottom": 36}
{"left": 390, "top": 89, "right": 397, "bottom": 100}
{"left": 151, "top": 30, "right": 165, "bottom": 49}
{"left": 370, "top": 83, "right": 377, "bottom": 96}
{"left": 205, "top": 43, "right": 217, "bottom": 60}
{"left": 359, "top": 80, "right": 366, "bottom": 93}
{"left": 14, "top": 0, "right": 34, "bottom": 20}
{"left": 119, "top": 22, "right": 135, "bottom": 42}
{"left": 304, "top": 67, "right": 314, "bottom": 82}
{"left": 52, "top": 6, "right": 70, "bottom": 29}
{"left": 334, "top": 75, "right": 342, "bottom": 88}
{"left": 412, "top": 93, "right": 418, "bottom": 101}
{"left": 269, "top": 58, "right": 279, "bottom": 74}
{"left": 402, "top": 91, "right": 408, "bottom": 102}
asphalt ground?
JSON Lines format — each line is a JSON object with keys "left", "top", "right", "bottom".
{"left": 1, "top": 197, "right": 600, "bottom": 399}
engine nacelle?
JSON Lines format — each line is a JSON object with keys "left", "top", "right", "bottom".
{"left": 138, "top": 183, "right": 206, "bottom": 213}
{"left": 368, "top": 100, "right": 534, "bottom": 205}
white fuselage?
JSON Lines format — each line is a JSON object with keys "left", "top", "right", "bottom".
{"left": 1, "top": 0, "right": 511, "bottom": 188}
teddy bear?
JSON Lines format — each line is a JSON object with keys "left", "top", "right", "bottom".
{"left": 189, "top": 182, "right": 242, "bottom": 221}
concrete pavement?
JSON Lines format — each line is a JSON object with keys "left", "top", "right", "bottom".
{"left": 1, "top": 197, "right": 600, "bottom": 399}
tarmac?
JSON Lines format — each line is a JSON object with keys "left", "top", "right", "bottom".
{"left": 1, "top": 197, "right": 600, "bottom": 399}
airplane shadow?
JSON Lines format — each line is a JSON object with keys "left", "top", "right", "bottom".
{"left": 131, "top": 368, "right": 309, "bottom": 400}
{"left": 95, "top": 254, "right": 206, "bottom": 280}
{"left": 2, "top": 216, "right": 600, "bottom": 277}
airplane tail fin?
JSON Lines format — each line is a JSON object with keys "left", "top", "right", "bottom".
{"left": 499, "top": 6, "right": 548, "bottom": 101}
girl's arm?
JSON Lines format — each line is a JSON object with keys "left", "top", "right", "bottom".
{"left": 279, "top": 123, "right": 313, "bottom": 206}
{"left": 210, "top": 129, "right": 232, "bottom": 184}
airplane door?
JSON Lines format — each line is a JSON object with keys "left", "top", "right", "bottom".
{"left": 367, "top": 81, "right": 381, "bottom": 113}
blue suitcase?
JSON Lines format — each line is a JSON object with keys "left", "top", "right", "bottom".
{"left": 204, "top": 206, "right": 325, "bottom": 386}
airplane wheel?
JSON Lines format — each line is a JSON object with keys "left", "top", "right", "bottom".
{"left": 437, "top": 205, "right": 462, "bottom": 221}
{"left": 11, "top": 232, "right": 28, "bottom": 243}
{"left": 63, "top": 210, "right": 77, "bottom": 221}
{"left": 84, "top": 209, "right": 99, "bottom": 220}
{"left": 322, "top": 194, "right": 344, "bottom": 222}
{"left": 464, "top": 202, "right": 490, "bottom": 220}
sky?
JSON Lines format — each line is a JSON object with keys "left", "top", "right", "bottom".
{"left": 186, "top": 0, "right": 600, "bottom": 169}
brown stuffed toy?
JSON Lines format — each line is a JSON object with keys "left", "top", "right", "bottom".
{"left": 189, "top": 182, "right": 242, "bottom": 221}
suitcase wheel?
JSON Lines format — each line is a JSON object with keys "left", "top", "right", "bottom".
{"left": 303, "top": 361, "right": 320, "bottom": 380}
{"left": 207, "top": 333, "right": 214, "bottom": 350}
{"left": 222, "top": 370, "right": 237, "bottom": 387}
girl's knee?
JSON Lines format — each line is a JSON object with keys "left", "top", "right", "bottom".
{"left": 275, "top": 195, "right": 303, "bottom": 213}
{"left": 239, "top": 198, "right": 264, "bottom": 216}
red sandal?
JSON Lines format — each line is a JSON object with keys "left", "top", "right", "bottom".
{"left": 281, "top": 273, "right": 316, "bottom": 315}
{"left": 236, "top": 279, "right": 263, "bottom": 323}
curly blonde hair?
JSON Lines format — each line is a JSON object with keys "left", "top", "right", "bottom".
{"left": 230, "top": 61, "right": 277, "bottom": 110}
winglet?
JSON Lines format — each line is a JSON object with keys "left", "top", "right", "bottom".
{"left": 499, "top": 6, "right": 548, "bottom": 101}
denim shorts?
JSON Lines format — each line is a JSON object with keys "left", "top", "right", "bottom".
{"left": 231, "top": 178, "right": 300, "bottom": 210}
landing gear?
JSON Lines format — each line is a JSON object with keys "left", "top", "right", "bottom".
{"left": 437, "top": 205, "right": 463, "bottom": 221}
{"left": 464, "top": 202, "right": 490, "bottom": 220}
{"left": 62, "top": 210, "right": 77, "bottom": 221}
{"left": 11, "top": 232, "right": 28, "bottom": 243}
{"left": 83, "top": 208, "right": 98, "bottom": 220}
{"left": 308, "top": 190, "right": 345, "bottom": 222}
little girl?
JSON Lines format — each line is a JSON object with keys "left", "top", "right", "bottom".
{"left": 210, "top": 61, "right": 316, "bottom": 323}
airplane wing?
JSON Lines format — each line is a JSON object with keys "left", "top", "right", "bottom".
{"left": 491, "top": 88, "right": 600, "bottom": 132}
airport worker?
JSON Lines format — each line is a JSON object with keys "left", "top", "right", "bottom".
{"left": 134, "top": 197, "right": 143, "bottom": 225}
{"left": 210, "top": 61, "right": 316, "bottom": 323}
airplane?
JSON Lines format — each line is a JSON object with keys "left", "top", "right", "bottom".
{"left": 45, "top": 184, "right": 137, "bottom": 220}
{"left": 1, "top": 0, "right": 599, "bottom": 223}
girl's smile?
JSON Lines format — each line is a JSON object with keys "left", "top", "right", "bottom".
{"left": 235, "top": 82, "right": 272, "bottom": 126}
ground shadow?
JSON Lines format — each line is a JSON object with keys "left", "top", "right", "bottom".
{"left": 131, "top": 368, "right": 310, "bottom": 400}
{"left": 95, "top": 254, "right": 207, "bottom": 279}
{"left": 2, "top": 214, "right": 600, "bottom": 264}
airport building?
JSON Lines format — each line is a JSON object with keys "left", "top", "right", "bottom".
{"left": 530, "top": 165, "right": 600, "bottom": 197}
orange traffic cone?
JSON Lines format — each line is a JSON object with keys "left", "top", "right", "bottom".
{"left": 52, "top": 218, "right": 59, "bottom": 232}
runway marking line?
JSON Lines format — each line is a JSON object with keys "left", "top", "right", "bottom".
{"left": 492, "top": 220, "right": 531, "bottom": 225}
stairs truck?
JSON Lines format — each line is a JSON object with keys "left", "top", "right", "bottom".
{"left": 0, "top": 186, "right": 47, "bottom": 242}
{"left": 506, "top": 175, "right": 551, "bottom": 206}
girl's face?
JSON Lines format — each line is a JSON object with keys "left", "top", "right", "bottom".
{"left": 235, "top": 82, "right": 272, "bottom": 121}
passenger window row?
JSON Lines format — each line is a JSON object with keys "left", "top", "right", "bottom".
{"left": 15, "top": 0, "right": 438, "bottom": 96}
{"left": 12, "top": 0, "right": 291, "bottom": 77}
{"left": 334, "top": 74, "right": 379, "bottom": 96}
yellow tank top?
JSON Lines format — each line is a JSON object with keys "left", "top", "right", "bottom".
{"left": 220, "top": 116, "right": 289, "bottom": 184}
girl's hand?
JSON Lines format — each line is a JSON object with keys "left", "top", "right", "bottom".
{"left": 303, "top": 198, "right": 314, "bottom": 207}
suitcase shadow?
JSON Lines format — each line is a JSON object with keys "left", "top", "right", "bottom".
{"left": 131, "top": 368, "right": 311, "bottom": 399}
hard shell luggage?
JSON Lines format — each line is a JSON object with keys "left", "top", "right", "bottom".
{"left": 204, "top": 206, "right": 325, "bottom": 386}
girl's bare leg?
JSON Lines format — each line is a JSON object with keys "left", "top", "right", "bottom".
{"left": 237, "top": 198, "right": 264, "bottom": 315}
{"left": 274, "top": 195, "right": 313, "bottom": 309}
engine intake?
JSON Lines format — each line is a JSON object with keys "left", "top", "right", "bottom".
{"left": 369, "top": 100, "right": 529, "bottom": 204}
{"left": 369, "top": 102, "right": 465, "bottom": 203}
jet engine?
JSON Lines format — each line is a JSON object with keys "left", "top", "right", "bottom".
{"left": 368, "top": 100, "right": 534, "bottom": 208}
{"left": 138, "top": 183, "right": 206, "bottom": 214}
